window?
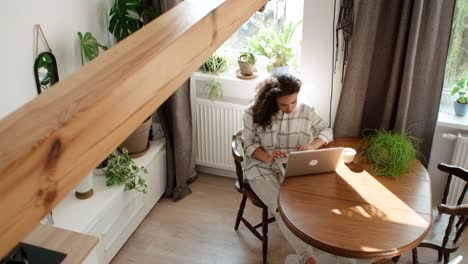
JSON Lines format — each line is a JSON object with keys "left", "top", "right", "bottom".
{"left": 443, "top": 0, "right": 468, "bottom": 90}
{"left": 219, "top": 0, "right": 304, "bottom": 71}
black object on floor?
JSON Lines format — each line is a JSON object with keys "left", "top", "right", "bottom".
{"left": 1, "top": 242, "right": 67, "bottom": 264}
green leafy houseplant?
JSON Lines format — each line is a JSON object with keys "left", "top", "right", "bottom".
{"left": 451, "top": 77, "right": 468, "bottom": 104}
{"left": 78, "top": 32, "right": 108, "bottom": 65}
{"left": 248, "top": 20, "right": 302, "bottom": 72}
{"left": 360, "top": 130, "right": 418, "bottom": 179}
{"left": 239, "top": 52, "right": 256, "bottom": 66}
{"left": 105, "top": 148, "right": 148, "bottom": 193}
{"left": 108, "top": 0, "right": 158, "bottom": 41}
{"left": 238, "top": 52, "right": 256, "bottom": 76}
{"left": 203, "top": 79, "right": 223, "bottom": 99}
{"left": 199, "top": 54, "right": 227, "bottom": 74}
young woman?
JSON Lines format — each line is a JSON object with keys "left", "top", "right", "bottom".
{"left": 242, "top": 74, "right": 372, "bottom": 264}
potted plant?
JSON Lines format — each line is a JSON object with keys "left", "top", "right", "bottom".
{"left": 108, "top": 0, "right": 158, "bottom": 157}
{"left": 108, "top": 0, "right": 158, "bottom": 41}
{"left": 199, "top": 54, "right": 227, "bottom": 74}
{"left": 105, "top": 148, "right": 148, "bottom": 193}
{"left": 450, "top": 77, "right": 467, "bottom": 117}
{"left": 248, "top": 20, "right": 302, "bottom": 74}
{"left": 237, "top": 52, "right": 256, "bottom": 77}
{"left": 360, "top": 130, "right": 418, "bottom": 179}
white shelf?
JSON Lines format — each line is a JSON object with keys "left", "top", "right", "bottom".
{"left": 52, "top": 138, "right": 166, "bottom": 233}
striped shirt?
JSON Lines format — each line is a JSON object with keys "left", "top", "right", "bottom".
{"left": 242, "top": 103, "right": 333, "bottom": 181}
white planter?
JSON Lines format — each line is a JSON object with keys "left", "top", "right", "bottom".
{"left": 75, "top": 172, "right": 94, "bottom": 199}
{"left": 93, "top": 167, "right": 107, "bottom": 176}
{"left": 271, "top": 65, "right": 290, "bottom": 75}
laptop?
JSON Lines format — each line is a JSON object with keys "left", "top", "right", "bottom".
{"left": 275, "top": 147, "right": 344, "bottom": 177}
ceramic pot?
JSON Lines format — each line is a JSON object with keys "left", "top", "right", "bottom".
{"left": 454, "top": 100, "right": 467, "bottom": 117}
{"left": 119, "top": 116, "right": 152, "bottom": 157}
{"left": 75, "top": 172, "right": 94, "bottom": 199}
{"left": 238, "top": 59, "right": 255, "bottom": 76}
{"left": 271, "top": 65, "right": 289, "bottom": 75}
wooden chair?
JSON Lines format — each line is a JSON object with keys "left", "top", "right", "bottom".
{"left": 232, "top": 129, "right": 275, "bottom": 264}
{"left": 413, "top": 163, "right": 468, "bottom": 264}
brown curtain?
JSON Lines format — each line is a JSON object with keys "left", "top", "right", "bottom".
{"left": 147, "top": 0, "right": 196, "bottom": 201}
{"left": 333, "top": 0, "right": 455, "bottom": 163}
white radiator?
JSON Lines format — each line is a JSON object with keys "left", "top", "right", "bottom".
{"left": 195, "top": 98, "right": 246, "bottom": 171}
{"left": 446, "top": 133, "right": 468, "bottom": 205}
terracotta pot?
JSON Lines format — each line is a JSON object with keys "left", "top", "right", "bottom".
{"left": 119, "top": 116, "right": 152, "bottom": 156}
{"left": 238, "top": 59, "right": 255, "bottom": 76}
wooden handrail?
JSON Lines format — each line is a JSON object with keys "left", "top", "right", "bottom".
{"left": 0, "top": 0, "right": 267, "bottom": 257}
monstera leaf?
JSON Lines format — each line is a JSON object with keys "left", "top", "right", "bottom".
{"left": 109, "top": 0, "right": 143, "bottom": 41}
{"left": 78, "top": 32, "right": 108, "bottom": 65}
{"left": 108, "top": 0, "right": 159, "bottom": 42}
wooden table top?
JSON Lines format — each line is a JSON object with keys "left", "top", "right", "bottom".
{"left": 23, "top": 224, "right": 98, "bottom": 264}
{"left": 278, "top": 138, "right": 432, "bottom": 259}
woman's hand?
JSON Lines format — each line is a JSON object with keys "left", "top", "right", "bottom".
{"left": 296, "top": 145, "right": 316, "bottom": 151}
{"left": 272, "top": 149, "right": 288, "bottom": 158}
{"left": 296, "top": 138, "right": 326, "bottom": 151}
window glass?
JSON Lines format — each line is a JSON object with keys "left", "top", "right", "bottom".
{"left": 219, "top": 0, "right": 304, "bottom": 71}
{"left": 444, "top": 0, "right": 468, "bottom": 90}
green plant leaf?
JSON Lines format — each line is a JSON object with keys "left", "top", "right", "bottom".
{"left": 108, "top": 0, "right": 145, "bottom": 41}
{"left": 78, "top": 32, "right": 99, "bottom": 64}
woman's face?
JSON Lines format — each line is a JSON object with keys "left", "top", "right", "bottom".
{"left": 276, "top": 92, "right": 298, "bottom": 114}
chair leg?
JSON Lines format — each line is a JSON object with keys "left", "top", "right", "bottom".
{"left": 235, "top": 195, "right": 247, "bottom": 230}
{"left": 412, "top": 248, "right": 418, "bottom": 264}
{"left": 262, "top": 207, "right": 269, "bottom": 264}
{"left": 391, "top": 255, "right": 401, "bottom": 263}
{"left": 443, "top": 252, "right": 450, "bottom": 264}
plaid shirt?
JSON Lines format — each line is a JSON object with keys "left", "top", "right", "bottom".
{"left": 242, "top": 103, "right": 333, "bottom": 181}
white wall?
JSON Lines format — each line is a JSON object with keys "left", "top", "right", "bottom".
{"left": 0, "top": 0, "right": 114, "bottom": 119}
{"left": 300, "top": 0, "right": 342, "bottom": 126}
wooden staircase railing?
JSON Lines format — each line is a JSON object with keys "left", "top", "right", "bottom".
{"left": 0, "top": 0, "right": 267, "bottom": 258}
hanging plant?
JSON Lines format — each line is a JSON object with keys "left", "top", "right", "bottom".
{"left": 203, "top": 79, "right": 223, "bottom": 99}
{"left": 360, "top": 130, "right": 419, "bottom": 179}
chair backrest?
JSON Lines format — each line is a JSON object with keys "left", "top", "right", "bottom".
{"left": 231, "top": 129, "right": 245, "bottom": 190}
{"left": 438, "top": 163, "right": 468, "bottom": 248}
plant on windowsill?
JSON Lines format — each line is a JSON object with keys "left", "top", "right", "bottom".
{"left": 105, "top": 148, "right": 148, "bottom": 193}
{"left": 360, "top": 130, "right": 419, "bottom": 179}
{"left": 199, "top": 54, "right": 228, "bottom": 74}
{"left": 237, "top": 52, "right": 257, "bottom": 77}
{"left": 203, "top": 79, "right": 223, "bottom": 99}
{"left": 450, "top": 77, "right": 468, "bottom": 117}
{"left": 248, "top": 20, "right": 302, "bottom": 74}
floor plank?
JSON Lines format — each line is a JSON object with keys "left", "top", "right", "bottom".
{"left": 111, "top": 174, "right": 468, "bottom": 264}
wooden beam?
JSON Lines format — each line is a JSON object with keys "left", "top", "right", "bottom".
{"left": 0, "top": 0, "right": 267, "bottom": 257}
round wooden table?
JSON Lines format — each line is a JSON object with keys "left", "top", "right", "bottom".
{"left": 278, "top": 138, "right": 432, "bottom": 259}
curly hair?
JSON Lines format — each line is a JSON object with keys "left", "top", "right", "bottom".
{"left": 252, "top": 74, "right": 302, "bottom": 130}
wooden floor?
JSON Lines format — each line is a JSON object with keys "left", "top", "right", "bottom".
{"left": 111, "top": 174, "right": 468, "bottom": 264}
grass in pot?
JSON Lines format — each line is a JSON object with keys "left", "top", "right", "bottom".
{"left": 360, "top": 130, "right": 419, "bottom": 179}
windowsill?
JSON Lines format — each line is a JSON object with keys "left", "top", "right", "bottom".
{"left": 437, "top": 104, "right": 468, "bottom": 130}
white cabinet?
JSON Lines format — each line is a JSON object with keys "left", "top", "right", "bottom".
{"left": 53, "top": 138, "right": 166, "bottom": 264}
